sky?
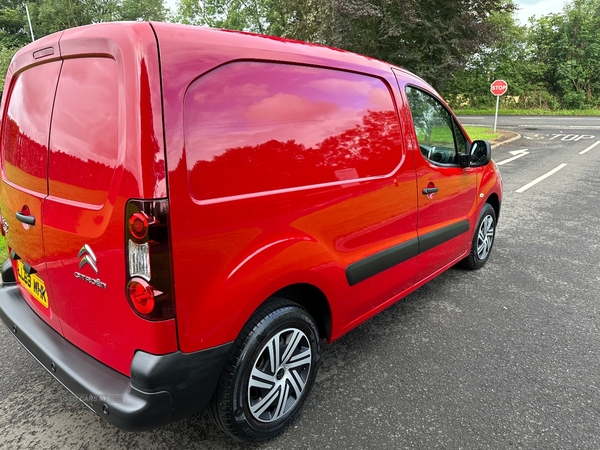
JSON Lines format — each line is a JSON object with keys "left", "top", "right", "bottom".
{"left": 164, "top": 0, "right": 568, "bottom": 27}
{"left": 515, "top": 0, "right": 568, "bottom": 24}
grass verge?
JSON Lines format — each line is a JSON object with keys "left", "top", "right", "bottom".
{"left": 0, "top": 235, "right": 6, "bottom": 267}
{"left": 454, "top": 108, "right": 600, "bottom": 116}
{"left": 463, "top": 126, "right": 498, "bottom": 141}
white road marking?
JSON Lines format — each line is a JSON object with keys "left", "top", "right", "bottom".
{"left": 579, "top": 141, "right": 600, "bottom": 155}
{"left": 516, "top": 164, "right": 567, "bottom": 193}
{"left": 496, "top": 150, "right": 529, "bottom": 165}
{"left": 519, "top": 117, "right": 585, "bottom": 120}
{"left": 518, "top": 125, "right": 600, "bottom": 130}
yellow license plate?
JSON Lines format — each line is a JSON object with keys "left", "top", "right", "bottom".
{"left": 17, "top": 260, "right": 49, "bottom": 308}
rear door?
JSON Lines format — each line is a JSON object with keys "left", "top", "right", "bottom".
{"left": 0, "top": 59, "right": 63, "bottom": 332}
{"left": 40, "top": 26, "right": 177, "bottom": 375}
{"left": 42, "top": 56, "right": 125, "bottom": 363}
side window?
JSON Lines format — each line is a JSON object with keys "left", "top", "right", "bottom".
{"left": 405, "top": 86, "right": 465, "bottom": 165}
{"left": 184, "top": 62, "right": 402, "bottom": 201}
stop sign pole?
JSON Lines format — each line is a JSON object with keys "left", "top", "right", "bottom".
{"left": 491, "top": 80, "right": 508, "bottom": 132}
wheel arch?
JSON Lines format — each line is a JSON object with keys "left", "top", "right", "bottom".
{"left": 263, "top": 283, "right": 332, "bottom": 342}
{"left": 485, "top": 193, "right": 501, "bottom": 222}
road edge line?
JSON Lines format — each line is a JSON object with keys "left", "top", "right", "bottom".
{"left": 516, "top": 163, "right": 567, "bottom": 193}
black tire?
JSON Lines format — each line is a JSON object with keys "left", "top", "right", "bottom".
{"left": 209, "top": 299, "right": 321, "bottom": 442}
{"left": 462, "top": 203, "right": 497, "bottom": 270}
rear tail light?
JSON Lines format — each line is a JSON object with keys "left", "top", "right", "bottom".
{"left": 127, "top": 278, "right": 155, "bottom": 315}
{"left": 0, "top": 212, "right": 8, "bottom": 236}
{"left": 129, "top": 212, "right": 149, "bottom": 240}
{"left": 125, "top": 199, "right": 174, "bottom": 320}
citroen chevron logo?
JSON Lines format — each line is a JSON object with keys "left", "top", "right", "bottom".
{"left": 78, "top": 244, "right": 98, "bottom": 274}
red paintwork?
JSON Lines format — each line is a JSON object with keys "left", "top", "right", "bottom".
{"left": 151, "top": 22, "right": 502, "bottom": 350}
{"left": 2, "top": 58, "right": 64, "bottom": 333}
{"left": 0, "top": 22, "right": 502, "bottom": 374}
{"left": 0, "top": 24, "right": 176, "bottom": 375}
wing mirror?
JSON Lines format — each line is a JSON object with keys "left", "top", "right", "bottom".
{"left": 460, "top": 140, "right": 491, "bottom": 168}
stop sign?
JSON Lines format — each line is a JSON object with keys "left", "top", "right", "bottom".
{"left": 491, "top": 79, "right": 508, "bottom": 96}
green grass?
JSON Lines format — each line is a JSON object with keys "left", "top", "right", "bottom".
{"left": 0, "top": 235, "right": 6, "bottom": 267}
{"left": 454, "top": 108, "right": 600, "bottom": 116}
{"left": 415, "top": 125, "right": 455, "bottom": 147}
{"left": 463, "top": 126, "right": 499, "bottom": 141}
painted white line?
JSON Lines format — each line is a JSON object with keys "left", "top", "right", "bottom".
{"left": 579, "top": 141, "right": 600, "bottom": 155}
{"left": 516, "top": 164, "right": 567, "bottom": 193}
{"left": 519, "top": 117, "right": 584, "bottom": 120}
{"left": 496, "top": 150, "right": 529, "bottom": 166}
{"left": 518, "top": 125, "right": 600, "bottom": 129}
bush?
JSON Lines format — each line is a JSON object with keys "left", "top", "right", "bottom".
{"left": 518, "top": 90, "right": 560, "bottom": 110}
{"left": 561, "top": 91, "right": 586, "bottom": 109}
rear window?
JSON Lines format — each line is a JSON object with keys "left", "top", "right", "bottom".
{"left": 184, "top": 62, "right": 402, "bottom": 202}
{"left": 2, "top": 61, "right": 62, "bottom": 194}
{"left": 48, "top": 57, "right": 118, "bottom": 205}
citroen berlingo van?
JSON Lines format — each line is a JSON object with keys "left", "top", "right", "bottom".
{"left": 0, "top": 21, "right": 502, "bottom": 442}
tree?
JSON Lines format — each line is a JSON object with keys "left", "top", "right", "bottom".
{"left": 31, "top": 0, "right": 167, "bottom": 35}
{"left": 0, "top": 0, "right": 36, "bottom": 47}
{"left": 120, "top": 0, "right": 167, "bottom": 21}
{"left": 442, "top": 11, "right": 554, "bottom": 109}
{"left": 530, "top": 0, "right": 600, "bottom": 108}
{"left": 0, "top": 1, "right": 35, "bottom": 94}
{"left": 0, "top": 0, "right": 169, "bottom": 95}
{"left": 176, "top": 0, "right": 517, "bottom": 91}
{"left": 323, "top": 0, "right": 518, "bottom": 91}
{"left": 0, "top": 45, "right": 16, "bottom": 92}
{"left": 176, "top": 0, "right": 283, "bottom": 33}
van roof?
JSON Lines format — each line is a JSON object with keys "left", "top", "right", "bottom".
{"left": 7, "top": 22, "right": 428, "bottom": 88}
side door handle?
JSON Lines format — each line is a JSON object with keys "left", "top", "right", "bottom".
{"left": 422, "top": 187, "right": 439, "bottom": 195}
{"left": 16, "top": 212, "right": 36, "bottom": 226}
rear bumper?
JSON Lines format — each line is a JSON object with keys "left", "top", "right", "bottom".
{"left": 0, "top": 283, "right": 232, "bottom": 431}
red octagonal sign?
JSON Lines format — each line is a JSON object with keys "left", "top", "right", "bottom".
{"left": 491, "top": 79, "right": 508, "bottom": 96}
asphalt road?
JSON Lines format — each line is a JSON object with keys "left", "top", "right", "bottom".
{"left": 1, "top": 116, "right": 600, "bottom": 449}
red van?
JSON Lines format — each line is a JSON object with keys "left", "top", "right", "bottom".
{"left": 0, "top": 22, "right": 502, "bottom": 442}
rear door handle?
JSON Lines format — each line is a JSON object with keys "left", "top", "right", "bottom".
{"left": 16, "top": 212, "right": 36, "bottom": 226}
{"left": 422, "top": 187, "right": 439, "bottom": 195}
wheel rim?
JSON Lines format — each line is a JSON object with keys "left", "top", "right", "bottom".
{"left": 247, "top": 327, "right": 312, "bottom": 423}
{"left": 476, "top": 214, "right": 495, "bottom": 260}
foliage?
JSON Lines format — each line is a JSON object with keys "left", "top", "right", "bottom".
{"left": 454, "top": 108, "right": 600, "bottom": 116}
{"left": 530, "top": 0, "right": 600, "bottom": 108}
{"left": 32, "top": 0, "right": 168, "bottom": 35}
{"left": 0, "top": 235, "right": 5, "bottom": 268}
{"left": 120, "top": 0, "right": 167, "bottom": 21}
{"left": 446, "top": 0, "right": 600, "bottom": 110}
{"left": 0, "top": 0, "right": 167, "bottom": 42}
{"left": 443, "top": 11, "right": 561, "bottom": 109}
{"left": 0, "top": 0, "right": 167, "bottom": 96}
{"left": 177, "top": 0, "right": 517, "bottom": 92}
{"left": 0, "top": 45, "right": 16, "bottom": 92}
{"left": 1, "top": 0, "right": 600, "bottom": 111}
{"left": 0, "top": 0, "right": 35, "bottom": 47}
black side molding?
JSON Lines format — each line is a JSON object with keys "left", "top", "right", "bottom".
{"left": 418, "top": 220, "right": 470, "bottom": 254}
{"left": 346, "top": 239, "right": 419, "bottom": 286}
{"left": 345, "top": 220, "right": 470, "bottom": 285}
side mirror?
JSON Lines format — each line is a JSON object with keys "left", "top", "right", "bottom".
{"left": 469, "top": 140, "right": 492, "bottom": 167}
{"left": 458, "top": 153, "right": 471, "bottom": 168}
